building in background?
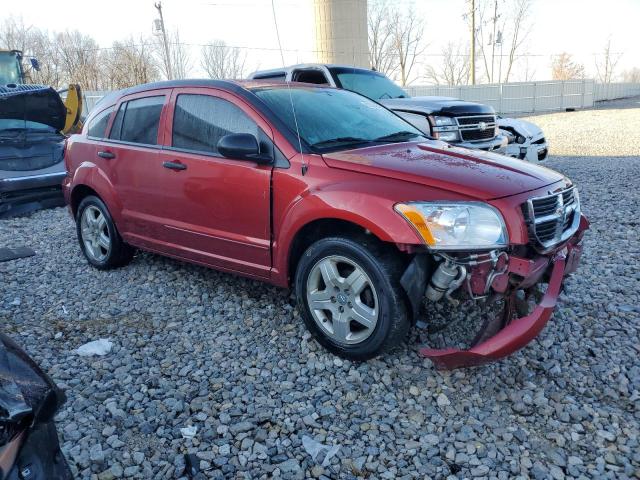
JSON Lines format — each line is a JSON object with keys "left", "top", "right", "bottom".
{"left": 314, "top": 0, "right": 369, "bottom": 68}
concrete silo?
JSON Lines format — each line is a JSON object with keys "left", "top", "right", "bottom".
{"left": 314, "top": 0, "right": 369, "bottom": 68}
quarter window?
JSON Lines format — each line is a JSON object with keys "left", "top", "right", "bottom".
{"left": 87, "top": 107, "right": 113, "bottom": 138}
{"left": 109, "top": 96, "right": 165, "bottom": 145}
{"left": 172, "top": 94, "right": 259, "bottom": 155}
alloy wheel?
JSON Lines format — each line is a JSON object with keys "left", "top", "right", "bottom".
{"left": 80, "top": 205, "right": 111, "bottom": 262}
{"left": 306, "top": 255, "right": 379, "bottom": 345}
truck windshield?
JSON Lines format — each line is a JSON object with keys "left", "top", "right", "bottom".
{"left": 329, "top": 67, "right": 408, "bottom": 101}
{"left": 254, "top": 86, "right": 424, "bottom": 152}
{"left": 0, "top": 52, "right": 22, "bottom": 84}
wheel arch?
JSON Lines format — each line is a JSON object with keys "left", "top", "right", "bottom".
{"left": 286, "top": 218, "right": 379, "bottom": 287}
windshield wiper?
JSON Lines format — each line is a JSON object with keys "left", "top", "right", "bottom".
{"left": 374, "top": 131, "right": 422, "bottom": 142}
{"left": 311, "top": 136, "right": 371, "bottom": 149}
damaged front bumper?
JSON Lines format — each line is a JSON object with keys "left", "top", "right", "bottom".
{"left": 413, "top": 214, "right": 589, "bottom": 370}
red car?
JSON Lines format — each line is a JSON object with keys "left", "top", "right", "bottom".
{"left": 63, "top": 80, "right": 588, "bottom": 369}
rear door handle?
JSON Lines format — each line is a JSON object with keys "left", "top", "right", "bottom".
{"left": 97, "top": 151, "right": 115, "bottom": 159}
{"left": 163, "top": 161, "right": 187, "bottom": 171}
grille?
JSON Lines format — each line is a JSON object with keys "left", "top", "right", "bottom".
{"left": 461, "top": 129, "right": 496, "bottom": 141}
{"left": 523, "top": 187, "right": 580, "bottom": 251}
{"left": 454, "top": 115, "right": 497, "bottom": 143}
{"left": 456, "top": 115, "right": 495, "bottom": 126}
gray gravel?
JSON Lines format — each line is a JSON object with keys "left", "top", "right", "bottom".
{"left": 1, "top": 102, "right": 639, "bottom": 479}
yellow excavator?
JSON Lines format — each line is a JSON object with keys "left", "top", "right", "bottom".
{"left": 0, "top": 49, "right": 83, "bottom": 133}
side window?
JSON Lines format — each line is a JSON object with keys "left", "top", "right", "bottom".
{"left": 172, "top": 94, "right": 259, "bottom": 155}
{"left": 87, "top": 106, "right": 114, "bottom": 139}
{"left": 109, "top": 96, "right": 165, "bottom": 145}
{"left": 292, "top": 69, "right": 329, "bottom": 85}
{"left": 109, "top": 103, "right": 125, "bottom": 140}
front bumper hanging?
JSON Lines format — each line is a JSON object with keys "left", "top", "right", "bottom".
{"left": 418, "top": 215, "right": 588, "bottom": 370}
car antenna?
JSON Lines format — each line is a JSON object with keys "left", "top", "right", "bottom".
{"left": 271, "top": 0, "right": 307, "bottom": 175}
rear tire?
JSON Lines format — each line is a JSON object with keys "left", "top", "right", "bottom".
{"left": 76, "top": 195, "right": 134, "bottom": 270}
{"left": 295, "top": 235, "right": 410, "bottom": 361}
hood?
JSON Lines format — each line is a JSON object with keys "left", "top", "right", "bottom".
{"left": 0, "top": 84, "right": 66, "bottom": 132}
{"left": 498, "top": 117, "right": 544, "bottom": 139}
{"left": 321, "top": 141, "right": 567, "bottom": 200}
{"left": 380, "top": 96, "right": 495, "bottom": 116}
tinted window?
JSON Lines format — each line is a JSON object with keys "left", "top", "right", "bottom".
{"left": 87, "top": 107, "right": 113, "bottom": 138}
{"left": 172, "top": 94, "right": 259, "bottom": 155}
{"left": 110, "top": 96, "right": 164, "bottom": 145}
{"left": 109, "top": 103, "right": 125, "bottom": 140}
{"left": 293, "top": 70, "right": 329, "bottom": 84}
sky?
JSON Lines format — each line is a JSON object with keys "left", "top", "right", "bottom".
{"left": 3, "top": 0, "right": 639, "bottom": 83}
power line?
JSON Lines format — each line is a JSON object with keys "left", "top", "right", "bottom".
{"left": 29, "top": 38, "right": 625, "bottom": 59}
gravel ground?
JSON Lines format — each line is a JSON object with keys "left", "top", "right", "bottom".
{"left": 1, "top": 102, "right": 639, "bottom": 480}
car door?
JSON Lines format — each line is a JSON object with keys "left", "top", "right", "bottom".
{"left": 157, "top": 87, "right": 273, "bottom": 278}
{"left": 99, "top": 89, "right": 172, "bottom": 244}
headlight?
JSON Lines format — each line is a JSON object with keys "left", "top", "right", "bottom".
{"left": 431, "top": 116, "right": 459, "bottom": 142}
{"left": 395, "top": 202, "right": 508, "bottom": 250}
{"left": 433, "top": 116, "right": 455, "bottom": 127}
{"left": 435, "top": 131, "right": 459, "bottom": 142}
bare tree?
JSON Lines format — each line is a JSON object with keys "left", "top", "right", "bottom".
{"left": 0, "top": 16, "right": 60, "bottom": 85}
{"left": 425, "top": 41, "right": 470, "bottom": 86}
{"left": 551, "top": 52, "right": 585, "bottom": 80}
{"left": 622, "top": 67, "right": 640, "bottom": 83}
{"left": 388, "top": 7, "right": 426, "bottom": 86}
{"left": 201, "top": 40, "right": 246, "bottom": 79}
{"left": 102, "top": 37, "right": 159, "bottom": 89}
{"left": 54, "top": 30, "right": 101, "bottom": 90}
{"left": 595, "top": 38, "right": 622, "bottom": 84}
{"left": 367, "top": 0, "right": 396, "bottom": 76}
{"left": 153, "top": 29, "right": 191, "bottom": 80}
{"left": 473, "top": 0, "right": 532, "bottom": 83}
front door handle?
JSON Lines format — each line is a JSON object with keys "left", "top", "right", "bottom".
{"left": 97, "top": 151, "right": 115, "bottom": 159}
{"left": 163, "top": 161, "right": 187, "bottom": 171}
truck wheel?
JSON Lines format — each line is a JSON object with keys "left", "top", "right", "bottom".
{"left": 295, "top": 236, "right": 410, "bottom": 360}
{"left": 76, "top": 195, "right": 134, "bottom": 270}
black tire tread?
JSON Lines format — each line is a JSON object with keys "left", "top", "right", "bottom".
{"left": 295, "top": 233, "right": 410, "bottom": 360}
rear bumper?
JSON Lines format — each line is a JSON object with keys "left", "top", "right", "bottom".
{"left": 0, "top": 171, "right": 66, "bottom": 218}
{"left": 419, "top": 214, "right": 588, "bottom": 369}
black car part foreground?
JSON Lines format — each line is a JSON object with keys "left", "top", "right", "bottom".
{"left": 0, "top": 333, "right": 72, "bottom": 479}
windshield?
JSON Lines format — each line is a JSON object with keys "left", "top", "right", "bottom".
{"left": 254, "top": 87, "right": 424, "bottom": 152}
{"left": 0, "top": 52, "right": 22, "bottom": 84}
{"left": 330, "top": 68, "right": 408, "bottom": 100}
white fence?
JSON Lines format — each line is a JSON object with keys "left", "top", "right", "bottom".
{"left": 83, "top": 80, "right": 640, "bottom": 116}
{"left": 406, "top": 80, "right": 640, "bottom": 114}
{"left": 593, "top": 82, "right": 640, "bottom": 102}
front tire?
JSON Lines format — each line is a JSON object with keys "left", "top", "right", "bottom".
{"left": 295, "top": 236, "right": 410, "bottom": 360}
{"left": 76, "top": 195, "right": 133, "bottom": 270}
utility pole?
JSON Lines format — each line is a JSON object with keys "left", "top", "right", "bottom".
{"left": 470, "top": 0, "right": 476, "bottom": 85}
{"left": 154, "top": 2, "right": 172, "bottom": 80}
{"left": 490, "top": 0, "right": 498, "bottom": 83}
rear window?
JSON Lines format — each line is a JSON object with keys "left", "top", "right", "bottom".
{"left": 172, "top": 94, "right": 258, "bottom": 155}
{"left": 109, "top": 96, "right": 165, "bottom": 145}
{"left": 87, "top": 107, "right": 113, "bottom": 139}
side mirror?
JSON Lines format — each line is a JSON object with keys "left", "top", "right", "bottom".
{"left": 217, "top": 133, "right": 272, "bottom": 164}
{"left": 30, "top": 58, "right": 40, "bottom": 71}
